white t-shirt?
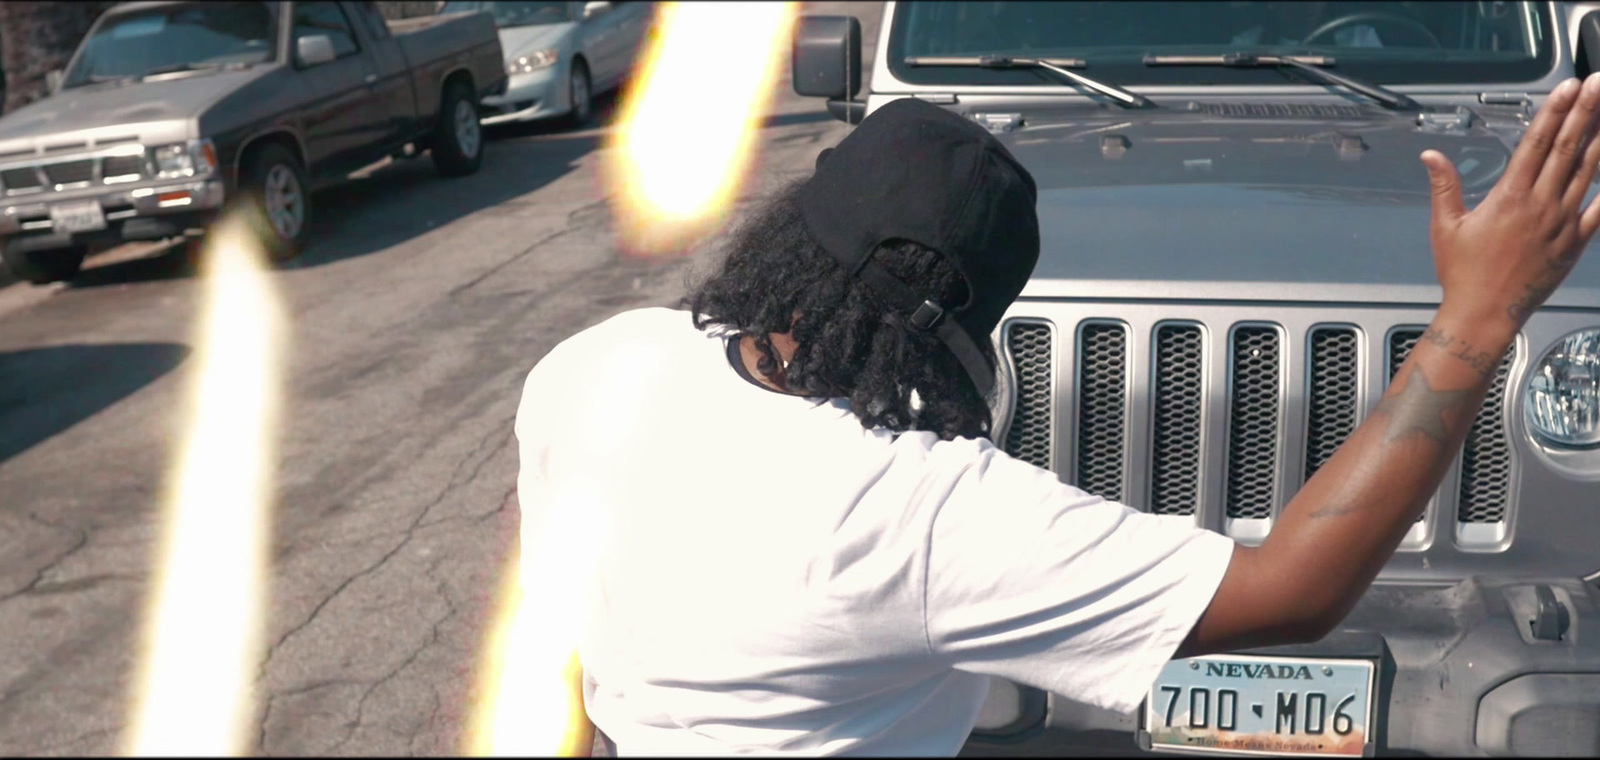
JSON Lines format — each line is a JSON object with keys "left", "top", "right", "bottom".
{"left": 513, "top": 307, "right": 1236, "bottom": 756}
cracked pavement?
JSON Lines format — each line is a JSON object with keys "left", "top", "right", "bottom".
{"left": 0, "top": 4, "right": 881, "bottom": 755}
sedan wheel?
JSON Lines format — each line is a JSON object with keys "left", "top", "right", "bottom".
{"left": 569, "top": 63, "right": 592, "bottom": 127}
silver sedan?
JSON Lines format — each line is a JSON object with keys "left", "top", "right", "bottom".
{"left": 442, "top": 1, "right": 654, "bottom": 127}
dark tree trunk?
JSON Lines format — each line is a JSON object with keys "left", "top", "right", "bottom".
{"left": 0, "top": 1, "right": 116, "bottom": 115}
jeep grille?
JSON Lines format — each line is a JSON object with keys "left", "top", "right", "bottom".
{"left": 1000, "top": 316, "right": 1517, "bottom": 548}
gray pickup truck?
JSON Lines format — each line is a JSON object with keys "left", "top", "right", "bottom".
{"left": 794, "top": 2, "right": 1600, "bottom": 757}
{"left": 0, "top": 0, "right": 505, "bottom": 284}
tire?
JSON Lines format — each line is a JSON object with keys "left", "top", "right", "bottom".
{"left": 565, "top": 60, "right": 593, "bottom": 129}
{"left": 1, "top": 240, "right": 85, "bottom": 284}
{"left": 238, "top": 143, "right": 311, "bottom": 263}
{"left": 431, "top": 80, "right": 484, "bottom": 177}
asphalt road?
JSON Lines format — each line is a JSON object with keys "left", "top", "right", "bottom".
{"left": 0, "top": 3, "right": 883, "bottom": 755}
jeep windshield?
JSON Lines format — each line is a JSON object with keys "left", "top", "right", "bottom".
{"left": 62, "top": 2, "right": 277, "bottom": 89}
{"left": 888, "top": 1, "right": 1554, "bottom": 88}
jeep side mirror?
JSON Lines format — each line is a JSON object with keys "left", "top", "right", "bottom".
{"left": 1581, "top": 12, "right": 1600, "bottom": 79}
{"left": 582, "top": 1, "right": 611, "bottom": 20}
{"left": 792, "top": 15, "right": 863, "bottom": 124}
{"left": 44, "top": 69, "right": 64, "bottom": 95}
{"left": 296, "top": 35, "right": 338, "bottom": 67}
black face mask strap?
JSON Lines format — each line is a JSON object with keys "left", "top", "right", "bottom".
{"left": 853, "top": 258, "right": 996, "bottom": 399}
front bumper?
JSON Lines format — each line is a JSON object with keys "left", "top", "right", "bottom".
{"left": 0, "top": 178, "right": 225, "bottom": 251}
{"left": 963, "top": 577, "right": 1600, "bottom": 757}
{"left": 479, "top": 67, "right": 569, "bottom": 125}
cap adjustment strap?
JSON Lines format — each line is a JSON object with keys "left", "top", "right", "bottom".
{"left": 853, "top": 258, "right": 996, "bottom": 398}
{"left": 910, "top": 300, "right": 944, "bottom": 329}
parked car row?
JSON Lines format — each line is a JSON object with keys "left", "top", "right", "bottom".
{"left": 0, "top": 0, "right": 654, "bottom": 286}
{"left": 450, "top": 1, "right": 655, "bottom": 128}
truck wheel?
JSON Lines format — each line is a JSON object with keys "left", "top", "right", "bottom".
{"left": 238, "top": 143, "right": 311, "bottom": 263}
{"left": 1, "top": 241, "right": 86, "bottom": 284}
{"left": 431, "top": 80, "right": 484, "bottom": 177}
{"left": 565, "top": 60, "right": 592, "bottom": 129}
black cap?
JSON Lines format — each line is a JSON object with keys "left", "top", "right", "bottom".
{"left": 798, "top": 98, "right": 1040, "bottom": 399}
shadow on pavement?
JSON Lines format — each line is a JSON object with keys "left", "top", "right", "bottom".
{"left": 61, "top": 92, "right": 626, "bottom": 288}
{"left": 0, "top": 343, "right": 189, "bottom": 465}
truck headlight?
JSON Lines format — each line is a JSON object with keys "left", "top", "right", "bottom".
{"left": 150, "top": 139, "right": 218, "bottom": 179}
{"left": 1525, "top": 328, "right": 1600, "bottom": 447}
{"left": 507, "top": 48, "right": 558, "bottom": 75}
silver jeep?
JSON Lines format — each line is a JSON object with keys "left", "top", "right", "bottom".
{"left": 794, "top": 2, "right": 1600, "bottom": 757}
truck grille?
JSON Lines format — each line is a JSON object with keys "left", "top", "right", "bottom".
{"left": 1003, "top": 323, "right": 1054, "bottom": 470}
{"left": 1001, "top": 315, "right": 1518, "bottom": 549}
{"left": 0, "top": 168, "right": 41, "bottom": 191}
{"left": 0, "top": 148, "right": 148, "bottom": 195}
{"left": 1076, "top": 323, "right": 1128, "bottom": 502}
{"left": 1305, "top": 327, "right": 1360, "bottom": 479}
{"left": 1227, "top": 327, "right": 1282, "bottom": 520}
{"left": 101, "top": 154, "right": 145, "bottom": 180}
{"left": 42, "top": 160, "right": 93, "bottom": 185}
{"left": 1151, "top": 324, "right": 1204, "bottom": 516}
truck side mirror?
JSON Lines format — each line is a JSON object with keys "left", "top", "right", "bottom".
{"left": 296, "top": 35, "right": 338, "bottom": 67}
{"left": 792, "top": 15, "right": 863, "bottom": 123}
{"left": 44, "top": 69, "right": 64, "bottom": 95}
{"left": 1580, "top": 12, "right": 1600, "bottom": 79}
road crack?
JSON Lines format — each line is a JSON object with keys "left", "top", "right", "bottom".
{"left": 255, "top": 421, "right": 513, "bottom": 742}
{"left": 0, "top": 513, "right": 89, "bottom": 606}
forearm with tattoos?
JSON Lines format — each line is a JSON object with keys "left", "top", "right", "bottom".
{"left": 1177, "top": 71, "right": 1600, "bottom": 657}
{"left": 1178, "top": 317, "right": 1514, "bottom": 655}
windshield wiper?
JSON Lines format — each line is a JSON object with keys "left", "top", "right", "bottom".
{"left": 1144, "top": 53, "right": 1418, "bottom": 111}
{"left": 904, "top": 55, "right": 1155, "bottom": 109}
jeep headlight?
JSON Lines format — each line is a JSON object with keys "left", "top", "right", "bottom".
{"left": 150, "top": 139, "right": 218, "bottom": 179}
{"left": 1525, "top": 329, "right": 1600, "bottom": 447}
{"left": 507, "top": 48, "right": 558, "bottom": 75}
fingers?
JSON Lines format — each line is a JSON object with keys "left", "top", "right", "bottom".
{"left": 1537, "top": 73, "right": 1600, "bottom": 199}
{"left": 1581, "top": 186, "right": 1600, "bottom": 241}
{"left": 1565, "top": 120, "right": 1600, "bottom": 211}
{"left": 1421, "top": 150, "right": 1466, "bottom": 225}
{"left": 1502, "top": 77, "right": 1580, "bottom": 190}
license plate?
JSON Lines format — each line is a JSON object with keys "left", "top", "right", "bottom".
{"left": 1143, "top": 654, "right": 1375, "bottom": 757}
{"left": 49, "top": 201, "right": 106, "bottom": 233}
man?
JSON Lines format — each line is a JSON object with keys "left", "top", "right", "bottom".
{"left": 513, "top": 78, "right": 1600, "bottom": 755}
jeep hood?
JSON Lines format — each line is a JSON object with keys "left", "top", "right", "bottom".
{"left": 999, "top": 103, "right": 1600, "bottom": 308}
{"left": 0, "top": 65, "right": 273, "bottom": 154}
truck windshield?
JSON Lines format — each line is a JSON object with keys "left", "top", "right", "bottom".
{"left": 887, "top": 1, "right": 1554, "bottom": 88}
{"left": 440, "top": 1, "right": 572, "bottom": 29}
{"left": 63, "top": 2, "right": 277, "bottom": 88}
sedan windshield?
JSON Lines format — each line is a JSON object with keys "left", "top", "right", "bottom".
{"left": 889, "top": 1, "right": 1554, "bottom": 87}
{"left": 441, "top": 1, "right": 572, "bottom": 29}
{"left": 64, "top": 2, "right": 277, "bottom": 88}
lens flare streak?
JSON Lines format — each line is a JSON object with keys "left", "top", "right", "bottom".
{"left": 123, "top": 218, "right": 284, "bottom": 757}
{"left": 607, "top": 1, "right": 799, "bottom": 257}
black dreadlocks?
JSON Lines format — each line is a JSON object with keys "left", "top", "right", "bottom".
{"left": 688, "top": 181, "right": 997, "bottom": 442}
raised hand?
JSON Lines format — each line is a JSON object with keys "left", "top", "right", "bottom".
{"left": 1421, "top": 73, "right": 1600, "bottom": 336}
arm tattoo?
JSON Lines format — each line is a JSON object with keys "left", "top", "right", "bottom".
{"left": 1419, "top": 326, "right": 1500, "bottom": 380}
{"left": 1304, "top": 370, "right": 1469, "bottom": 522}
{"left": 1507, "top": 253, "right": 1579, "bottom": 323}
{"left": 1372, "top": 369, "right": 1472, "bottom": 446}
